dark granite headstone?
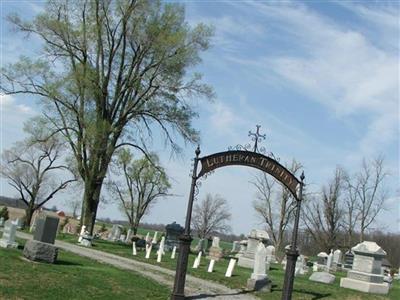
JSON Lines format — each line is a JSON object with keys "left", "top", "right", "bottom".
{"left": 33, "top": 216, "right": 59, "bottom": 244}
{"left": 165, "top": 221, "right": 184, "bottom": 250}
{"left": 344, "top": 250, "right": 354, "bottom": 269}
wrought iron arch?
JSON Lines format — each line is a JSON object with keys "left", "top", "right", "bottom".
{"left": 171, "top": 126, "right": 305, "bottom": 300}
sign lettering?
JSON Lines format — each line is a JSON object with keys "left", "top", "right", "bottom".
{"left": 198, "top": 150, "right": 300, "bottom": 197}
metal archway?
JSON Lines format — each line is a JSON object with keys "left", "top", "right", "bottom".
{"left": 171, "top": 128, "right": 305, "bottom": 300}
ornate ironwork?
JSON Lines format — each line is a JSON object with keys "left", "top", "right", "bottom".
{"left": 228, "top": 125, "right": 281, "bottom": 159}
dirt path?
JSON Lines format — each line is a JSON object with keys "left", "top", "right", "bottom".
{"left": 15, "top": 231, "right": 257, "bottom": 300}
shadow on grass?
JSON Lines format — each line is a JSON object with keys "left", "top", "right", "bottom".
{"left": 186, "top": 290, "right": 253, "bottom": 299}
{"left": 271, "top": 287, "right": 331, "bottom": 300}
{"left": 55, "top": 260, "right": 83, "bottom": 266}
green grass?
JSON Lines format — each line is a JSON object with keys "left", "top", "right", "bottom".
{"left": 0, "top": 239, "right": 170, "bottom": 300}
{"left": 56, "top": 233, "right": 400, "bottom": 300}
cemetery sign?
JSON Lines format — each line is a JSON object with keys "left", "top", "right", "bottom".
{"left": 171, "top": 125, "right": 305, "bottom": 300}
{"left": 198, "top": 150, "right": 300, "bottom": 197}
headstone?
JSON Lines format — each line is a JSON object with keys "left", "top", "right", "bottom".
{"left": 109, "top": 225, "right": 122, "bottom": 242}
{"left": 80, "top": 232, "right": 92, "bottom": 247}
{"left": 208, "top": 259, "right": 215, "bottom": 273}
{"left": 13, "top": 218, "right": 23, "bottom": 229}
{"left": 23, "top": 240, "right": 58, "bottom": 263}
{"left": 193, "top": 251, "right": 202, "bottom": 268}
{"left": 238, "top": 229, "right": 270, "bottom": 268}
{"left": 145, "top": 244, "right": 152, "bottom": 259}
{"left": 208, "top": 236, "right": 223, "bottom": 261}
{"left": 340, "top": 241, "right": 389, "bottom": 294}
{"left": 120, "top": 234, "right": 126, "bottom": 242}
{"left": 30, "top": 211, "right": 41, "bottom": 232}
{"left": 157, "top": 246, "right": 163, "bottom": 263}
{"left": 326, "top": 249, "right": 334, "bottom": 271}
{"left": 246, "top": 242, "right": 272, "bottom": 292}
{"left": 316, "top": 252, "right": 328, "bottom": 271}
{"left": 165, "top": 222, "right": 184, "bottom": 251}
{"left": 235, "top": 240, "right": 247, "bottom": 258}
{"left": 152, "top": 231, "right": 158, "bottom": 244}
{"left": 0, "top": 217, "right": 4, "bottom": 227}
{"left": 145, "top": 232, "right": 151, "bottom": 243}
{"left": 0, "top": 220, "right": 18, "bottom": 248}
{"left": 295, "top": 255, "right": 308, "bottom": 276}
{"left": 344, "top": 250, "right": 354, "bottom": 269}
{"left": 79, "top": 225, "right": 86, "bottom": 242}
{"left": 132, "top": 242, "right": 137, "bottom": 256}
{"left": 33, "top": 216, "right": 59, "bottom": 244}
{"left": 171, "top": 246, "right": 176, "bottom": 259}
{"left": 125, "top": 229, "right": 133, "bottom": 243}
{"left": 24, "top": 216, "right": 60, "bottom": 263}
{"left": 231, "top": 241, "right": 240, "bottom": 252}
{"left": 158, "top": 236, "right": 166, "bottom": 255}
{"left": 333, "top": 249, "right": 342, "bottom": 265}
{"left": 309, "top": 272, "right": 336, "bottom": 284}
{"left": 266, "top": 245, "right": 277, "bottom": 263}
{"left": 225, "top": 258, "right": 237, "bottom": 277}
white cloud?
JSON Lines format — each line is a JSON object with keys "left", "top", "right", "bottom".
{"left": 240, "top": 2, "right": 399, "bottom": 159}
{"left": 0, "top": 94, "right": 34, "bottom": 114}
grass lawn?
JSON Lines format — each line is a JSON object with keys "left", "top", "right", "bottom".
{"left": 0, "top": 239, "right": 170, "bottom": 300}
{"left": 56, "top": 233, "right": 400, "bottom": 300}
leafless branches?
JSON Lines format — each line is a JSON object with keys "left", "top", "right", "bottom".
{"left": 191, "top": 193, "right": 232, "bottom": 239}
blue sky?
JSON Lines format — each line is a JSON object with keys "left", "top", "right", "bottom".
{"left": 0, "top": 1, "right": 399, "bottom": 235}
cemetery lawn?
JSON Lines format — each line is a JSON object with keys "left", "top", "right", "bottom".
{"left": 0, "top": 239, "right": 170, "bottom": 300}
{"left": 57, "top": 233, "right": 400, "bottom": 300}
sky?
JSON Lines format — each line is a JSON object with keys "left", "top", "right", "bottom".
{"left": 0, "top": 0, "right": 399, "bottom": 236}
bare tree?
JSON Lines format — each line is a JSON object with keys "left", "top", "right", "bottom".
{"left": 191, "top": 194, "right": 231, "bottom": 239}
{"left": 1, "top": 1, "right": 213, "bottom": 234}
{"left": 302, "top": 167, "right": 344, "bottom": 252}
{"left": 342, "top": 168, "right": 361, "bottom": 248}
{"left": 1, "top": 134, "right": 75, "bottom": 227}
{"left": 345, "top": 157, "right": 388, "bottom": 242}
{"left": 107, "top": 149, "right": 170, "bottom": 235}
{"left": 252, "top": 160, "right": 302, "bottom": 257}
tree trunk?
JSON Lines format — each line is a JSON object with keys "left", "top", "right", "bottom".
{"left": 24, "top": 207, "right": 35, "bottom": 229}
{"left": 81, "top": 180, "right": 103, "bottom": 235}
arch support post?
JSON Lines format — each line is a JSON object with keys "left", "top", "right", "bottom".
{"left": 171, "top": 147, "right": 200, "bottom": 300}
{"left": 282, "top": 172, "right": 305, "bottom": 300}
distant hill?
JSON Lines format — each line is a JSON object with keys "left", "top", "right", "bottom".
{"left": 0, "top": 196, "right": 28, "bottom": 209}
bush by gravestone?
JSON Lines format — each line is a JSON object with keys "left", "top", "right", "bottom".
{"left": 0, "top": 207, "right": 9, "bottom": 221}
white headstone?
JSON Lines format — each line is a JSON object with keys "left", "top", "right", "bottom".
{"left": 152, "top": 231, "right": 158, "bottom": 244}
{"left": 158, "top": 236, "right": 166, "bottom": 255}
{"left": 212, "top": 237, "right": 220, "bottom": 248}
{"left": 266, "top": 245, "right": 276, "bottom": 263}
{"left": 231, "top": 241, "right": 240, "bottom": 252}
{"left": 171, "top": 246, "right": 177, "bottom": 259}
{"left": 145, "top": 244, "right": 152, "bottom": 259}
{"left": 340, "top": 241, "right": 389, "bottom": 294}
{"left": 251, "top": 243, "right": 268, "bottom": 280}
{"left": 132, "top": 242, "right": 137, "bottom": 256}
{"left": 333, "top": 249, "right": 342, "bottom": 264}
{"left": 145, "top": 232, "right": 150, "bottom": 243}
{"left": 157, "top": 248, "right": 162, "bottom": 263}
{"left": 208, "top": 259, "right": 216, "bottom": 273}
{"left": 78, "top": 225, "right": 86, "bottom": 242}
{"left": 125, "top": 229, "right": 132, "bottom": 243}
{"left": 326, "top": 249, "right": 333, "bottom": 271}
{"left": 225, "top": 258, "right": 237, "bottom": 277}
{"left": 193, "top": 251, "right": 202, "bottom": 268}
{"left": 0, "top": 220, "right": 18, "bottom": 248}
